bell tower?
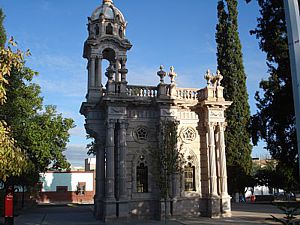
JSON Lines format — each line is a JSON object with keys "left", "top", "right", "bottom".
{"left": 83, "top": 0, "right": 132, "bottom": 102}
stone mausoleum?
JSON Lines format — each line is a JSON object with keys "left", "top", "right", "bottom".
{"left": 80, "top": 0, "right": 232, "bottom": 221}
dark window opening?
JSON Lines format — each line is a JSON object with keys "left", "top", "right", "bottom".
{"left": 106, "top": 23, "right": 113, "bottom": 35}
{"left": 77, "top": 182, "right": 86, "bottom": 195}
{"left": 137, "top": 163, "right": 148, "bottom": 193}
{"left": 119, "top": 27, "right": 123, "bottom": 38}
{"left": 184, "top": 163, "right": 196, "bottom": 191}
{"left": 95, "top": 24, "right": 100, "bottom": 35}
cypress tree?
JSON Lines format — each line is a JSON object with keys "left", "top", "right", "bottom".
{"left": 216, "top": 0, "right": 252, "bottom": 194}
{"left": 0, "top": 9, "right": 6, "bottom": 48}
{"left": 246, "top": 0, "right": 300, "bottom": 189}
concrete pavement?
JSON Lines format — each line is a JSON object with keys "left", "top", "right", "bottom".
{"left": 1, "top": 203, "right": 298, "bottom": 225}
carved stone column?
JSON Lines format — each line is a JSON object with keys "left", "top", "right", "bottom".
{"left": 119, "top": 121, "right": 128, "bottom": 200}
{"left": 218, "top": 122, "right": 231, "bottom": 215}
{"left": 115, "top": 59, "right": 121, "bottom": 82}
{"left": 89, "top": 56, "right": 96, "bottom": 88}
{"left": 208, "top": 123, "right": 218, "bottom": 197}
{"left": 218, "top": 123, "right": 228, "bottom": 196}
{"left": 206, "top": 122, "right": 221, "bottom": 218}
{"left": 96, "top": 56, "right": 103, "bottom": 88}
{"left": 105, "top": 120, "right": 116, "bottom": 201}
{"left": 118, "top": 58, "right": 128, "bottom": 94}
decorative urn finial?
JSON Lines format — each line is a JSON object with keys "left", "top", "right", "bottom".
{"left": 215, "top": 70, "right": 223, "bottom": 86}
{"left": 103, "top": 0, "right": 113, "bottom": 4}
{"left": 169, "top": 66, "right": 177, "bottom": 84}
{"left": 157, "top": 65, "right": 166, "bottom": 84}
{"left": 205, "top": 69, "right": 214, "bottom": 86}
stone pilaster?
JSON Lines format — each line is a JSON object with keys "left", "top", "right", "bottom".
{"left": 105, "top": 120, "right": 116, "bottom": 201}
{"left": 119, "top": 121, "right": 128, "bottom": 200}
{"left": 94, "top": 139, "right": 105, "bottom": 219}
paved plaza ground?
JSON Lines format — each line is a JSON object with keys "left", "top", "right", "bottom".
{"left": 1, "top": 203, "right": 298, "bottom": 225}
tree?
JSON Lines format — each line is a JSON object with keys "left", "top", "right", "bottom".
{"left": 151, "top": 120, "right": 184, "bottom": 223}
{"left": 0, "top": 9, "right": 6, "bottom": 48}
{"left": 0, "top": 35, "right": 31, "bottom": 182}
{"left": 246, "top": 0, "right": 300, "bottom": 189}
{"left": 216, "top": 0, "right": 252, "bottom": 194}
{"left": 0, "top": 66, "right": 74, "bottom": 181}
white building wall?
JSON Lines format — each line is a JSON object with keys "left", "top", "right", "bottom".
{"left": 40, "top": 172, "right": 94, "bottom": 192}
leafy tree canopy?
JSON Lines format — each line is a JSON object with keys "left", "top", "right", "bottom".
{"left": 246, "top": 0, "right": 299, "bottom": 188}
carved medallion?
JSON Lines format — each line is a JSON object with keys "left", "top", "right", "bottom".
{"left": 180, "top": 127, "right": 197, "bottom": 143}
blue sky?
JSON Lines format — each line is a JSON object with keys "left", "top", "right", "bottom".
{"left": 1, "top": 0, "right": 270, "bottom": 167}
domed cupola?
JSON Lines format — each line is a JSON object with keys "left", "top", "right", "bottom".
{"left": 88, "top": 0, "right": 127, "bottom": 39}
{"left": 83, "top": 0, "right": 132, "bottom": 103}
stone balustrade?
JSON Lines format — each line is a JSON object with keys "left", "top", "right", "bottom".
{"left": 174, "top": 88, "right": 199, "bottom": 100}
{"left": 127, "top": 85, "right": 158, "bottom": 97}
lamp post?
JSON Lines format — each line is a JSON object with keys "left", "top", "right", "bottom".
{"left": 283, "top": 0, "right": 300, "bottom": 179}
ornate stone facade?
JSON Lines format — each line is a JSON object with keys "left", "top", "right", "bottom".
{"left": 80, "top": 0, "right": 232, "bottom": 221}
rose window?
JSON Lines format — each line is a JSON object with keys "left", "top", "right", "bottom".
{"left": 182, "top": 127, "right": 196, "bottom": 142}
{"left": 133, "top": 127, "right": 148, "bottom": 142}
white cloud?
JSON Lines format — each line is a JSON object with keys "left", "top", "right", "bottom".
{"left": 65, "top": 144, "right": 89, "bottom": 167}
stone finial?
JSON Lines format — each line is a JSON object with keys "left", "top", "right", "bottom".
{"left": 106, "top": 64, "right": 115, "bottom": 80}
{"left": 103, "top": 0, "right": 113, "bottom": 4}
{"left": 157, "top": 65, "right": 166, "bottom": 84}
{"left": 205, "top": 69, "right": 214, "bottom": 86}
{"left": 168, "top": 66, "right": 177, "bottom": 84}
{"left": 215, "top": 70, "right": 223, "bottom": 87}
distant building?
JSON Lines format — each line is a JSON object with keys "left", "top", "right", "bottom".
{"left": 85, "top": 158, "right": 96, "bottom": 171}
{"left": 38, "top": 171, "right": 95, "bottom": 204}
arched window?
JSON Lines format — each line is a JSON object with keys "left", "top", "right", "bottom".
{"left": 184, "top": 163, "right": 196, "bottom": 191}
{"left": 136, "top": 162, "right": 148, "bottom": 193}
{"left": 119, "top": 27, "right": 123, "bottom": 38}
{"left": 106, "top": 23, "right": 113, "bottom": 35}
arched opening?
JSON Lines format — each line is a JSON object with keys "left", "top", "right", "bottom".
{"left": 102, "top": 48, "right": 116, "bottom": 86}
{"left": 119, "top": 27, "right": 123, "bottom": 38}
{"left": 106, "top": 23, "right": 113, "bottom": 35}
{"left": 184, "top": 163, "right": 196, "bottom": 191}
{"left": 136, "top": 162, "right": 148, "bottom": 193}
{"left": 95, "top": 24, "right": 100, "bottom": 35}
{"left": 101, "top": 59, "right": 109, "bottom": 87}
{"left": 102, "top": 48, "right": 115, "bottom": 62}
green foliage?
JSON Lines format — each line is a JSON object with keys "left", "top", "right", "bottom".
{"left": 246, "top": 0, "right": 299, "bottom": 188}
{"left": 0, "top": 11, "right": 30, "bottom": 182}
{"left": 151, "top": 120, "right": 185, "bottom": 198}
{"left": 0, "top": 9, "right": 6, "bottom": 48}
{"left": 0, "top": 67, "right": 74, "bottom": 175}
{"left": 216, "top": 0, "right": 252, "bottom": 194}
{"left": 269, "top": 203, "right": 299, "bottom": 225}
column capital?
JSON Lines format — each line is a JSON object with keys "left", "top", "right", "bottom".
{"left": 205, "top": 121, "right": 217, "bottom": 132}
{"left": 217, "top": 122, "right": 227, "bottom": 131}
{"left": 106, "top": 119, "right": 116, "bottom": 128}
{"left": 90, "top": 54, "right": 97, "bottom": 60}
{"left": 119, "top": 120, "right": 129, "bottom": 129}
